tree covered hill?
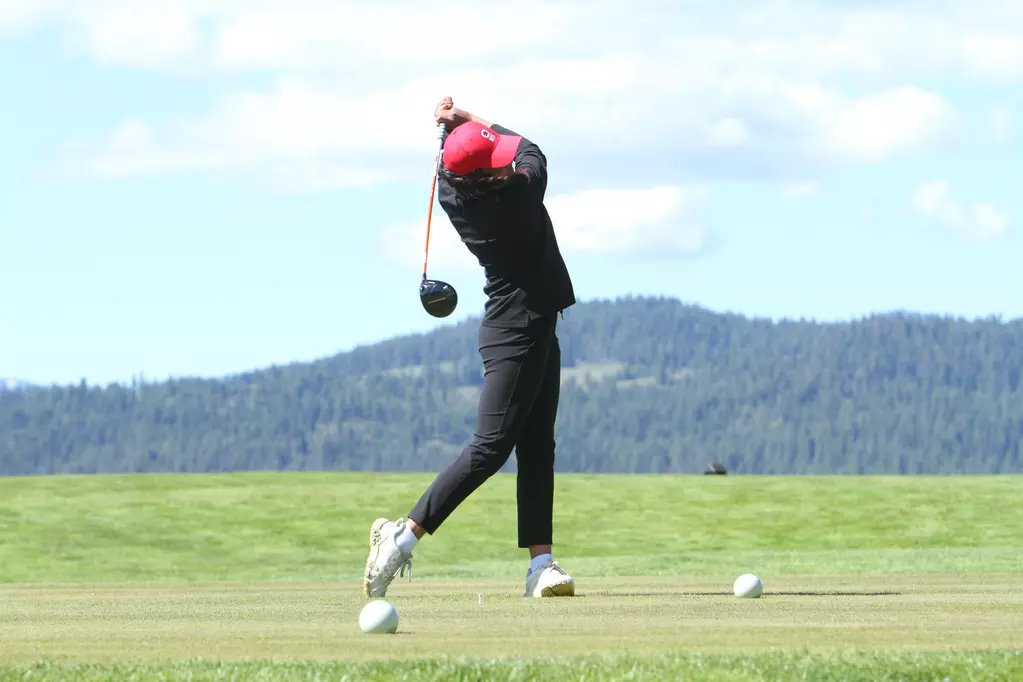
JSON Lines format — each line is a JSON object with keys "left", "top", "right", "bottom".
{"left": 2, "top": 296, "right": 1021, "bottom": 476}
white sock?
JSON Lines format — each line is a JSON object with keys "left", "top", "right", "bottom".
{"left": 530, "top": 553, "right": 553, "bottom": 574}
{"left": 396, "top": 524, "right": 419, "bottom": 554}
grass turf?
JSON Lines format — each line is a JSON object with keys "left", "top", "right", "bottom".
{"left": 1, "top": 472, "right": 1021, "bottom": 680}
{"left": 1, "top": 472, "right": 1021, "bottom": 583}
{"left": 2, "top": 575, "right": 1021, "bottom": 665}
{"left": 5, "top": 652, "right": 1022, "bottom": 682}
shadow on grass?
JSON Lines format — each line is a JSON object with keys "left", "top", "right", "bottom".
{"left": 585, "top": 590, "right": 903, "bottom": 597}
{"left": 765, "top": 591, "right": 902, "bottom": 597}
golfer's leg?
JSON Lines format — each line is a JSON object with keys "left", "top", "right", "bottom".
{"left": 408, "top": 324, "right": 554, "bottom": 535}
{"left": 514, "top": 324, "right": 561, "bottom": 550}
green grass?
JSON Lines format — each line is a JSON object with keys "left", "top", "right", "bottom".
{"left": 1, "top": 472, "right": 1021, "bottom": 680}
{"left": 3, "top": 575, "right": 1021, "bottom": 664}
{"left": 1, "top": 472, "right": 1021, "bottom": 584}
{"left": 5, "top": 652, "right": 1022, "bottom": 682}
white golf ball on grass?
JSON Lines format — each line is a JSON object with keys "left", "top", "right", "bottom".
{"left": 733, "top": 573, "right": 764, "bottom": 598}
{"left": 359, "top": 599, "right": 399, "bottom": 634}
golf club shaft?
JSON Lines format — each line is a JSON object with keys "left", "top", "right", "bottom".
{"left": 423, "top": 122, "right": 448, "bottom": 279}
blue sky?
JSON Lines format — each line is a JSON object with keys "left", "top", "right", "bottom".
{"left": 2, "top": 1, "right": 1022, "bottom": 387}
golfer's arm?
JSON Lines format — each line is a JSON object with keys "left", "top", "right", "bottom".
{"left": 455, "top": 108, "right": 493, "bottom": 128}
{"left": 496, "top": 128, "right": 547, "bottom": 197}
{"left": 515, "top": 146, "right": 548, "bottom": 196}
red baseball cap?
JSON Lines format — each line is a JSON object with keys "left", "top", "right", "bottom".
{"left": 441, "top": 122, "right": 521, "bottom": 175}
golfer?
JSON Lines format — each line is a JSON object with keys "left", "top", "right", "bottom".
{"left": 364, "top": 97, "right": 578, "bottom": 599}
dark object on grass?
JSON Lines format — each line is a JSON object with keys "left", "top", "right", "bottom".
{"left": 704, "top": 462, "right": 727, "bottom": 475}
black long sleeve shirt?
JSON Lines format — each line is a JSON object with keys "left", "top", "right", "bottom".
{"left": 438, "top": 123, "right": 576, "bottom": 328}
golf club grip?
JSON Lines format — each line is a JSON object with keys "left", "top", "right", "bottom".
{"left": 423, "top": 123, "right": 448, "bottom": 277}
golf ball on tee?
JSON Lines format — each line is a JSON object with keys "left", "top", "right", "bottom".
{"left": 359, "top": 599, "right": 399, "bottom": 633}
{"left": 733, "top": 573, "right": 764, "bottom": 598}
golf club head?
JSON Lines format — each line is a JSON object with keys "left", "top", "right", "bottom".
{"left": 420, "top": 277, "right": 458, "bottom": 318}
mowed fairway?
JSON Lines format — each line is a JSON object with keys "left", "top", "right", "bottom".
{"left": 1, "top": 473, "right": 1021, "bottom": 680}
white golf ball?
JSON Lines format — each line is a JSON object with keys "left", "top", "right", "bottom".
{"left": 359, "top": 599, "right": 399, "bottom": 634}
{"left": 733, "top": 573, "right": 764, "bottom": 598}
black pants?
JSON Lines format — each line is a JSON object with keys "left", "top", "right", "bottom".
{"left": 409, "top": 315, "right": 561, "bottom": 548}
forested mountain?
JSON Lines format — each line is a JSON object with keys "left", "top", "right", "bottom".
{"left": 2, "top": 296, "right": 1022, "bottom": 476}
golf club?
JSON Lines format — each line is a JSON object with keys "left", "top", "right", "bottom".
{"left": 420, "top": 122, "right": 458, "bottom": 318}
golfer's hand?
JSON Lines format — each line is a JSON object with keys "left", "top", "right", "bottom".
{"left": 434, "top": 97, "right": 465, "bottom": 129}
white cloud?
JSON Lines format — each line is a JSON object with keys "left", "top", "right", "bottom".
{"left": 16, "top": 0, "right": 1017, "bottom": 84}
{"left": 211, "top": 1, "right": 576, "bottom": 73}
{"left": 1, "top": 0, "right": 577, "bottom": 71}
{"left": 990, "top": 104, "right": 1013, "bottom": 141}
{"left": 706, "top": 118, "right": 751, "bottom": 147}
{"left": 818, "top": 87, "right": 956, "bottom": 163}
{"left": 381, "top": 219, "right": 479, "bottom": 275}
{"left": 382, "top": 185, "right": 710, "bottom": 269}
{"left": 959, "top": 34, "right": 1023, "bottom": 82}
{"left": 6, "top": 2, "right": 1023, "bottom": 78}
{"left": 72, "top": 5, "right": 202, "bottom": 68}
{"left": 912, "top": 180, "right": 1009, "bottom": 242}
{"left": 545, "top": 186, "right": 710, "bottom": 256}
{"left": 67, "top": 82, "right": 442, "bottom": 189}
{"left": 64, "top": 71, "right": 957, "bottom": 193}
{"left": 782, "top": 181, "right": 820, "bottom": 198}
{"left": 0, "top": 0, "right": 68, "bottom": 32}
{"left": 5, "top": 1, "right": 1021, "bottom": 202}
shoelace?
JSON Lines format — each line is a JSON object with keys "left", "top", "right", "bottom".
{"left": 382, "top": 547, "right": 413, "bottom": 585}
{"left": 399, "top": 556, "right": 413, "bottom": 583}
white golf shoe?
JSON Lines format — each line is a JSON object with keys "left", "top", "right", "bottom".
{"left": 524, "top": 559, "right": 576, "bottom": 598}
{"left": 363, "top": 517, "right": 414, "bottom": 598}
